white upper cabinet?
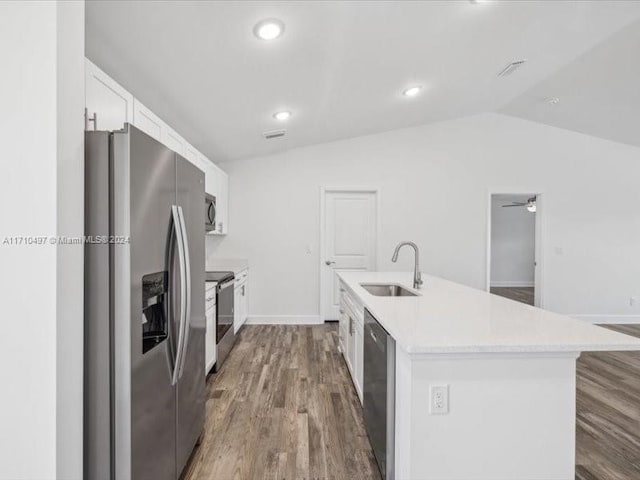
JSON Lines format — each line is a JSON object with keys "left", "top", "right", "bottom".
{"left": 184, "top": 144, "right": 211, "bottom": 184}
{"left": 85, "top": 59, "right": 134, "bottom": 131}
{"left": 185, "top": 143, "right": 201, "bottom": 167}
{"left": 217, "top": 169, "right": 229, "bottom": 235}
{"left": 205, "top": 161, "right": 229, "bottom": 235}
{"left": 133, "top": 99, "right": 188, "bottom": 162}
{"left": 85, "top": 58, "right": 229, "bottom": 234}
{"left": 132, "top": 99, "right": 163, "bottom": 142}
{"left": 161, "top": 125, "right": 186, "bottom": 156}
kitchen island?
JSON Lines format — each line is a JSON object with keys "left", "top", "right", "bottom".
{"left": 337, "top": 271, "right": 640, "bottom": 480}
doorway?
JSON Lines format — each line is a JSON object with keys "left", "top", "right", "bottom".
{"left": 487, "top": 192, "right": 542, "bottom": 307}
{"left": 320, "top": 187, "right": 378, "bottom": 321}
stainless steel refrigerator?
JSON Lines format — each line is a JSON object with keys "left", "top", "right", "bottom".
{"left": 84, "top": 124, "right": 205, "bottom": 480}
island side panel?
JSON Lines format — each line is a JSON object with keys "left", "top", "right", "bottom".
{"left": 397, "top": 350, "right": 578, "bottom": 480}
{"left": 394, "top": 346, "right": 413, "bottom": 479}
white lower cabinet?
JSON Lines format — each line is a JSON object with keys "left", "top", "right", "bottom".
{"left": 339, "top": 280, "right": 364, "bottom": 403}
{"left": 233, "top": 270, "right": 249, "bottom": 333}
{"left": 346, "top": 314, "right": 356, "bottom": 373}
{"left": 354, "top": 317, "right": 364, "bottom": 397}
{"left": 205, "top": 282, "right": 217, "bottom": 374}
{"left": 338, "top": 311, "right": 348, "bottom": 355}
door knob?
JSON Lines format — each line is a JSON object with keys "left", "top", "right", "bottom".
{"left": 325, "top": 260, "right": 336, "bottom": 266}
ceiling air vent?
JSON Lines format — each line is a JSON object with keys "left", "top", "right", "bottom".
{"left": 497, "top": 60, "right": 527, "bottom": 77}
{"left": 263, "top": 129, "right": 286, "bottom": 140}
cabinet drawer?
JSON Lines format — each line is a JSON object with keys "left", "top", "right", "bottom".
{"left": 341, "top": 290, "right": 363, "bottom": 323}
{"left": 205, "top": 282, "right": 217, "bottom": 307}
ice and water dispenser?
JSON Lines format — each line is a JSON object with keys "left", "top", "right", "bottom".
{"left": 142, "top": 271, "right": 169, "bottom": 353}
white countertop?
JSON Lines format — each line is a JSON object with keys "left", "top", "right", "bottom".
{"left": 206, "top": 258, "right": 248, "bottom": 275}
{"left": 338, "top": 271, "right": 640, "bottom": 354}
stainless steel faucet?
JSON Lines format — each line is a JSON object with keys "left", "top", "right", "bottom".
{"left": 391, "top": 241, "right": 423, "bottom": 289}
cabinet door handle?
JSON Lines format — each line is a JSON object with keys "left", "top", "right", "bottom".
{"left": 339, "top": 308, "right": 345, "bottom": 314}
{"left": 325, "top": 260, "right": 336, "bottom": 266}
{"left": 85, "top": 108, "right": 97, "bottom": 131}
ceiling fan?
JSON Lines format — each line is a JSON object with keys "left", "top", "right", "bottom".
{"left": 502, "top": 196, "right": 537, "bottom": 212}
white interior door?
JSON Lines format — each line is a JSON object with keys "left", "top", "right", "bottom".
{"left": 322, "top": 189, "right": 377, "bottom": 320}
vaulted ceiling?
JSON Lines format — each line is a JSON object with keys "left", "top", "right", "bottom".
{"left": 86, "top": 1, "right": 640, "bottom": 162}
{"left": 502, "top": 17, "right": 640, "bottom": 149}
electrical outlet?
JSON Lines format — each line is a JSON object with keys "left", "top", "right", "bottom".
{"left": 631, "top": 296, "right": 638, "bottom": 307}
{"left": 430, "top": 384, "right": 449, "bottom": 415}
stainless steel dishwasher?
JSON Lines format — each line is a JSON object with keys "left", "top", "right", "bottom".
{"left": 363, "top": 308, "right": 395, "bottom": 480}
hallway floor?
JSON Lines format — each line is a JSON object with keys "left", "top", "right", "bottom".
{"left": 491, "top": 286, "right": 535, "bottom": 306}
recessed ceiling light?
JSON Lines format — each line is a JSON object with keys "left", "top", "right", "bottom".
{"left": 402, "top": 86, "right": 423, "bottom": 97}
{"left": 546, "top": 97, "right": 560, "bottom": 106}
{"left": 273, "top": 111, "right": 291, "bottom": 121}
{"left": 253, "top": 18, "right": 285, "bottom": 41}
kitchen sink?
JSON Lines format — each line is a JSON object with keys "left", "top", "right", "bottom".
{"left": 360, "top": 283, "right": 418, "bottom": 297}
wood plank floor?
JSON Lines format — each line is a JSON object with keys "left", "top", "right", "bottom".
{"left": 182, "top": 324, "right": 381, "bottom": 480}
{"left": 490, "top": 286, "right": 535, "bottom": 306}
{"left": 576, "top": 324, "right": 640, "bottom": 480}
{"left": 183, "top": 323, "right": 640, "bottom": 479}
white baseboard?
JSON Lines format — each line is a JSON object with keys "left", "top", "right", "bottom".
{"left": 490, "top": 281, "right": 535, "bottom": 288}
{"left": 571, "top": 314, "right": 640, "bottom": 325}
{"left": 245, "top": 315, "right": 323, "bottom": 325}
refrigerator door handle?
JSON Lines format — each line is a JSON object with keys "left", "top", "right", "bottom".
{"left": 171, "top": 205, "right": 188, "bottom": 386}
{"left": 166, "top": 215, "right": 177, "bottom": 377}
{"left": 176, "top": 205, "right": 191, "bottom": 378}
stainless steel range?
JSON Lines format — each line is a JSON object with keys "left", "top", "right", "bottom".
{"left": 205, "top": 271, "right": 236, "bottom": 370}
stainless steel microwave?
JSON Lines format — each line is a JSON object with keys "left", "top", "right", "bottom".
{"left": 205, "top": 194, "right": 216, "bottom": 232}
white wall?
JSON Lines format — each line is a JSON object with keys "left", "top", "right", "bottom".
{"left": 490, "top": 196, "right": 536, "bottom": 287}
{"left": 56, "top": 1, "right": 85, "bottom": 478}
{"left": 0, "top": 2, "right": 84, "bottom": 478}
{"left": 209, "top": 113, "right": 640, "bottom": 322}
